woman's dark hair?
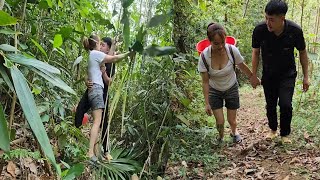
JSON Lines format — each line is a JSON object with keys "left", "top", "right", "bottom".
{"left": 265, "top": 0, "right": 288, "bottom": 16}
{"left": 82, "top": 34, "right": 99, "bottom": 51}
{"left": 101, "top": 37, "right": 112, "bottom": 48}
{"left": 207, "top": 23, "right": 226, "bottom": 42}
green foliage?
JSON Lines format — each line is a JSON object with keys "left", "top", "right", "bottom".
{"left": 2, "top": 149, "right": 42, "bottom": 160}
{"left": 10, "top": 66, "right": 61, "bottom": 175}
{"left": 0, "top": 104, "right": 10, "bottom": 152}
{"left": 61, "top": 163, "right": 85, "bottom": 180}
{"left": 0, "top": 10, "right": 17, "bottom": 26}
{"left": 170, "top": 125, "right": 228, "bottom": 173}
{"left": 94, "top": 146, "right": 141, "bottom": 180}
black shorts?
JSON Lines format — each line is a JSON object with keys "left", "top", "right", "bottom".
{"left": 209, "top": 83, "right": 240, "bottom": 110}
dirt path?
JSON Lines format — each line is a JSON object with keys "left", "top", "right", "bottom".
{"left": 166, "top": 86, "right": 320, "bottom": 180}
{"left": 211, "top": 87, "right": 320, "bottom": 180}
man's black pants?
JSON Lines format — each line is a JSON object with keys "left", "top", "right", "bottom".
{"left": 262, "top": 80, "right": 295, "bottom": 137}
{"left": 75, "top": 89, "right": 109, "bottom": 152}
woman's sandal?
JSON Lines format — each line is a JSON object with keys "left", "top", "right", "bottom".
{"left": 230, "top": 133, "right": 242, "bottom": 143}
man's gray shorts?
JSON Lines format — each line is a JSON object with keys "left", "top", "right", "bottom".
{"left": 209, "top": 82, "right": 240, "bottom": 110}
{"left": 88, "top": 84, "right": 105, "bottom": 110}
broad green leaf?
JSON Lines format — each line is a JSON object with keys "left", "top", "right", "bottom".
{"left": 147, "top": 14, "right": 168, "bottom": 28}
{"left": 0, "top": 29, "right": 22, "bottom": 35}
{"left": 0, "top": 104, "right": 10, "bottom": 152}
{"left": 18, "top": 42, "right": 28, "bottom": 50}
{"left": 30, "top": 67, "right": 76, "bottom": 95}
{"left": 0, "top": 62, "right": 14, "bottom": 92}
{"left": 0, "top": 10, "right": 18, "bottom": 26}
{"left": 93, "top": 13, "right": 115, "bottom": 30}
{"left": 0, "top": 44, "right": 19, "bottom": 52}
{"left": 121, "top": 0, "right": 134, "bottom": 8}
{"left": 53, "top": 34, "right": 63, "bottom": 48}
{"left": 63, "top": 163, "right": 85, "bottom": 180}
{"left": 121, "top": 9, "right": 130, "bottom": 50}
{"left": 58, "top": 26, "right": 73, "bottom": 39}
{"left": 136, "top": 26, "right": 146, "bottom": 42}
{"left": 176, "top": 114, "right": 190, "bottom": 126}
{"left": 58, "top": 0, "right": 63, "bottom": 8}
{"left": 198, "top": 0, "right": 206, "bottom": 11}
{"left": 10, "top": 66, "right": 60, "bottom": 175}
{"left": 46, "top": 0, "right": 53, "bottom": 8}
{"left": 144, "top": 45, "right": 176, "bottom": 57}
{"left": 131, "top": 41, "right": 143, "bottom": 53}
{"left": 31, "top": 39, "right": 48, "bottom": 58}
{"left": 7, "top": 54, "right": 60, "bottom": 74}
{"left": 41, "top": 114, "right": 50, "bottom": 123}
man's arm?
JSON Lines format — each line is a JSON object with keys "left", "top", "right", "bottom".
{"left": 299, "top": 49, "right": 310, "bottom": 92}
{"left": 250, "top": 48, "right": 261, "bottom": 88}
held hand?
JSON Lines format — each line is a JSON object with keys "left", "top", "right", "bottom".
{"left": 205, "top": 104, "right": 213, "bottom": 116}
{"left": 303, "top": 77, "right": 310, "bottom": 92}
{"left": 250, "top": 75, "right": 261, "bottom": 89}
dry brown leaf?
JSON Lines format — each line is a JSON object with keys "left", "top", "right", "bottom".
{"left": 314, "top": 157, "right": 320, "bottom": 163}
{"left": 28, "top": 174, "right": 40, "bottom": 180}
{"left": 289, "top": 157, "right": 299, "bottom": 164}
{"left": 181, "top": 161, "right": 187, "bottom": 168}
{"left": 7, "top": 161, "right": 16, "bottom": 177}
{"left": 244, "top": 168, "right": 256, "bottom": 175}
{"left": 304, "top": 132, "right": 311, "bottom": 142}
{"left": 29, "top": 163, "right": 38, "bottom": 174}
{"left": 282, "top": 175, "right": 290, "bottom": 180}
{"left": 222, "top": 168, "right": 239, "bottom": 175}
{"left": 291, "top": 171, "right": 297, "bottom": 176}
{"left": 131, "top": 174, "right": 139, "bottom": 180}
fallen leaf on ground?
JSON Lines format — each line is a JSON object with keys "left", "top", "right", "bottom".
{"left": 29, "top": 162, "right": 38, "bottom": 174}
{"left": 181, "top": 161, "right": 187, "bottom": 167}
{"left": 289, "top": 157, "right": 300, "bottom": 164}
{"left": 7, "top": 161, "right": 16, "bottom": 177}
{"left": 222, "top": 168, "right": 239, "bottom": 175}
{"left": 315, "top": 157, "right": 320, "bottom": 163}
{"left": 244, "top": 168, "right": 256, "bottom": 175}
{"left": 283, "top": 175, "right": 290, "bottom": 180}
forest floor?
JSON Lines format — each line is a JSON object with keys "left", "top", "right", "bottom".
{"left": 166, "top": 86, "right": 320, "bottom": 180}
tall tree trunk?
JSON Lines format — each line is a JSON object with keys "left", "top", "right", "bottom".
{"left": 173, "top": 0, "right": 188, "bottom": 53}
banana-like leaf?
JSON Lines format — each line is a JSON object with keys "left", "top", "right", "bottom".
{"left": 0, "top": 10, "right": 17, "bottom": 26}
{"left": 147, "top": 14, "right": 168, "bottom": 28}
{"left": 0, "top": 28, "right": 22, "bottom": 35}
{"left": 121, "top": 9, "right": 130, "bottom": 50}
{"left": 0, "top": 64, "right": 14, "bottom": 92}
{"left": 30, "top": 67, "right": 76, "bottom": 95}
{"left": 10, "top": 66, "right": 61, "bottom": 175}
{"left": 0, "top": 44, "right": 19, "bottom": 52}
{"left": 6, "top": 54, "right": 60, "bottom": 74}
{"left": 144, "top": 45, "right": 176, "bottom": 57}
{"left": 0, "top": 104, "right": 10, "bottom": 152}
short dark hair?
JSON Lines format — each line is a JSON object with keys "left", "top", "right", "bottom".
{"left": 265, "top": 0, "right": 288, "bottom": 15}
{"left": 101, "top": 37, "right": 112, "bottom": 48}
{"left": 206, "top": 23, "right": 226, "bottom": 42}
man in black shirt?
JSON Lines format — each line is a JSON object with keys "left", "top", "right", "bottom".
{"left": 250, "top": 0, "right": 310, "bottom": 144}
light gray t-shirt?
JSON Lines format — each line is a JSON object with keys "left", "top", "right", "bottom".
{"left": 88, "top": 50, "right": 106, "bottom": 88}
{"left": 198, "top": 44, "right": 244, "bottom": 91}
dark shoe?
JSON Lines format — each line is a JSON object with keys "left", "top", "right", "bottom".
{"left": 230, "top": 133, "right": 242, "bottom": 143}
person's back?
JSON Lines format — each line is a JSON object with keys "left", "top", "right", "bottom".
{"left": 88, "top": 50, "right": 106, "bottom": 88}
